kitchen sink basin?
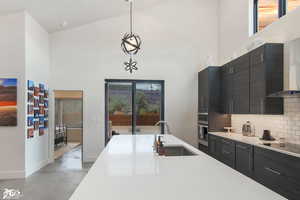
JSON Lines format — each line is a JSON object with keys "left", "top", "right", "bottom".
{"left": 163, "top": 145, "right": 197, "bottom": 156}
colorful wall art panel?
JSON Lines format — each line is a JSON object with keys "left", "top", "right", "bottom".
{"left": 27, "top": 80, "right": 49, "bottom": 139}
{"left": 0, "top": 78, "right": 17, "bottom": 126}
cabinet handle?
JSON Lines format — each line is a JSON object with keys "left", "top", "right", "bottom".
{"left": 264, "top": 167, "right": 281, "bottom": 176}
{"left": 260, "top": 99, "right": 264, "bottom": 113}
{"left": 230, "top": 100, "right": 233, "bottom": 113}
{"left": 222, "top": 150, "right": 231, "bottom": 155}
{"left": 236, "top": 144, "right": 248, "bottom": 150}
{"left": 222, "top": 139, "right": 231, "bottom": 145}
{"left": 260, "top": 54, "right": 264, "bottom": 62}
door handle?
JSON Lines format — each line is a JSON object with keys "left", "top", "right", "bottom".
{"left": 264, "top": 167, "right": 281, "bottom": 176}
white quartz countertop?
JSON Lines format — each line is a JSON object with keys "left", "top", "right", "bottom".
{"left": 209, "top": 132, "right": 300, "bottom": 158}
{"left": 69, "top": 135, "right": 286, "bottom": 200}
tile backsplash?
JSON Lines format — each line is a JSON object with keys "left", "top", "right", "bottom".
{"left": 231, "top": 98, "right": 300, "bottom": 144}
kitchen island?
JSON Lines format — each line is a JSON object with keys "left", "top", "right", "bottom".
{"left": 69, "top": 135, "right": 286, "bottom": 200}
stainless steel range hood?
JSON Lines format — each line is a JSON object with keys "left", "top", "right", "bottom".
{"left": 269, "top": 38, "right": 300, "bottom": 98}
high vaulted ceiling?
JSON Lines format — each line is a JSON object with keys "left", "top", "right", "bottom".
{"left": 0, "top": 0, "right": 162, "bottom": 33}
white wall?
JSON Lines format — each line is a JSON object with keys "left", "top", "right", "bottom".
{"left": 25, "top": 13, "right": 50, "bottom": 176}
{"left": 0, "top": 12, "right": 26, "bottom": 179}
{"left": 51, "top": 0, "right": 219, "bottom": 162}
{"left": 0, "top": 12, "right": 50, "bottom": 179}
{"left": 218, "top": 0, "right": 251, "bottom": 64}
{"left": 219, "top": 0, "right": 300, "bottom": 64}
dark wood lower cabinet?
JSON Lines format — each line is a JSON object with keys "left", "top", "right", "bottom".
{"left": 253, "top": 147, "right": 300, "bottom": 200}
{"left": 235, "top": 142, "right": 253, "bottom": 178}
{"left": 208, "top": 134, "right": 300, "bottom": 200}
{"left": 208, "top": 135, "right": 221, "bottom": 159}
{"left": 220, "top": 138, "right": 235, "bottom": 168}
{"left": 198, "top": 143, "right": 208, "bottom": 154}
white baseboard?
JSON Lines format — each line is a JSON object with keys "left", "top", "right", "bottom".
{"left": 0, "top": 170, "right": 25, "bottom": 180}
{"left": 25, "top": 159, "right": 51, "bottom": 177}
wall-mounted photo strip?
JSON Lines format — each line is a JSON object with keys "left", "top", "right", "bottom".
{"left": 27, "top": 128, "right": 34, "bottom": 139}
{"left": 39, "top": 128, "right": 45, "bottom": 136}
{"left": 44, "top": 100, "right": 48, "bottom": 108}
{"left": 28, "top": 104, "right": 34, "bottom": 115}
{"left": 44, "top": 120, "right": 48, "bottom": 129}
{"left": 28, "top": 80, "right": 34, "bottom": 91}
{"left": 28, "top": 92, "right": 34, "bottom": 104}
{"left": 34, "top": 87, "right": 39, "bottom": 96}
{"left": 44, "top": 110, "right": 48, "bottom": 118}
{"left": 39, "top": 95, "right": 44, "bottom": 104}
{"left": 44, "top": 90, "right": 48, "bottom": 99}
{"left": 28, "top": 116, "right": 34, "bottom": 127}
{"left": 34, "top": 110, "right": 39, "bottom": 118}
{"left": 39, "top": 106, "right": 45, "bottom": 116}
{"left": 27, "top": 81, "right": 49, "bottom": 138}
{"left": 34, "top": 120, "right": 39, "bottom": 130}
{"left": 39, "top": 84, "right": 45, "bottom": 93}
{"left": 39, "top": 117, "right": 44, "bottom": 127}
{"left": 34, "top": 98, "right": 39, "bottom": 108}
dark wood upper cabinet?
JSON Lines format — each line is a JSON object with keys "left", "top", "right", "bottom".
{"left": 198, "top": 67, "right": 231, "bottom": 131}
{"left": 198, "top": 68, "right": 209, "bottom": 113}
{"left": 221, "top": 43, "right": 284, "bottom": 115}
{"left": 221, "top": 63, "right": 234, "bottom": 114}
{"left": 249, "top": 44, "right": 284, "bottom": 114}
{"left": 232, "top": 53, "right": 250, "bottom": 114}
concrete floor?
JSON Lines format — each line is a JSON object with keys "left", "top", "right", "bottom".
{"left": 0, "top": 146, "right": 93, "bottom": 200}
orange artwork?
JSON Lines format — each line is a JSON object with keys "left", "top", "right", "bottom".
{"left": 0, "top": 79, "right": 17, "bottom": 126}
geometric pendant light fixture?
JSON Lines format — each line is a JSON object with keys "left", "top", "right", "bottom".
{"left": 121, "top": 0, "right": 142, "bottom": 73}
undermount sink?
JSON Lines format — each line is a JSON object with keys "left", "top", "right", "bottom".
{"left": 163, "top": 145, "right": 197, "bottom": 156}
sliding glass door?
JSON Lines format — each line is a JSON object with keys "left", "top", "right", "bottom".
{"left": 135, "top": 82, "right": 163, "bottom": 134}
{"left": 107, "top": 82, "right": 133, "bottom": 135}
{"left": 105, "top": 80, "right": 164, "bottom": 138}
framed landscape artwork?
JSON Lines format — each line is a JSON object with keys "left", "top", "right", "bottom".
{"left": 0, "top": 78, "right": 17, "bottom": 126}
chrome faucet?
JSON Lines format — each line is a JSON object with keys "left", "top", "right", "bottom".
{"left": 155, "top": 121, "right": 172, "bottom": 135}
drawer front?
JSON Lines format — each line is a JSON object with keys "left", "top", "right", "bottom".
{"left": 208, "top": 135, "right": 219, "bottom": 159}
{"left": 220, "top": 138, "right": 235, "bottom": 168}
{"left": 254, "top": 147, "right": 300, "bottom": 200}
{"left": 235, "top": 142, "right": 253, "bottom": 177}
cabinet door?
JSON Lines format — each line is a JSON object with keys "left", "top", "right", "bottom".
{"left": 235, "top": 142, "right": 253, "bottom": 177}
{"left": 233, "top": 54, "right": 250, "bottom": 114}
{"left": 198, "top": 70, "right": 209, "bottom": 113}
{"left": 254, "top": 147, "right": 300, "bottom": 200}
{"left": 220, "top": 138, "right": 235, "bottom": 168}
{"left": 250, "top": 44, "right": 284, "bottom": 115}
{"left": 250, "top": 51, "right": 266, "bottom": 114}
{"left": 221, "top": 65, "right": 234, "bottom": 114}
{"left": 208, "top": 134, "right": 221, "bottom": 159}
{"left": 208, "top": 134, "right": 217, "bottom": 158}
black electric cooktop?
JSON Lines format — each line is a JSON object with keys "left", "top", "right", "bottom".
{"left": 262, "top": 143, "right": 300, "bottom": 155}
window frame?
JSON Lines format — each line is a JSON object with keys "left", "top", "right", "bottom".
{"left": 254, "top": 0, "right": 288, "bottom": 33}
